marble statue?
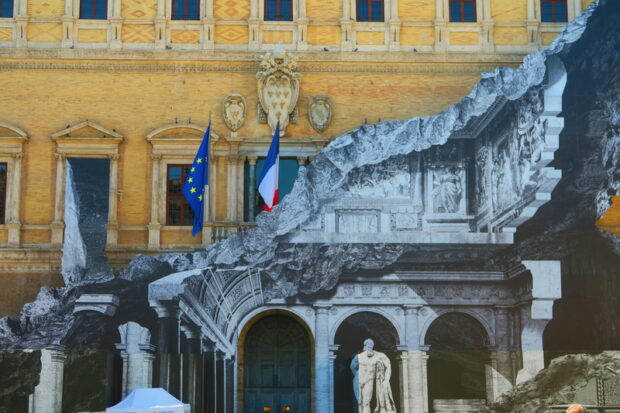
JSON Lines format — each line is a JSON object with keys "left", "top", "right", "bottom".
{"left": 351, "top": 338, "right": 397, "bottom": 413}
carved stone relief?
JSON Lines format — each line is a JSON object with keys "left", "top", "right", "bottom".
{"left": 336, "top": 210, "right": 380, "bottom": 233}
{"left": 342, "top": 155, "right": 412, "bottom": 199}
{"left": 308, "top": 95, "right": 333, "bottom": 133}
{"left": 222, "top": 94, "right": 246, "bottom": 132}
{"left": 256, "top": 47, "right": 301, "bottom": 136}
{"left": 429, "top": 165, "right": 466, "bottom": 215}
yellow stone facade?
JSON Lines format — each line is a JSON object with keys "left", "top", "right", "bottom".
{"left": 0, "top": 0, "right": 590, "bottom": 315}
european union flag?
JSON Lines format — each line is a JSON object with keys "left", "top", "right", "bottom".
{"left": 182, "top": 122, "right": 210, "bottom": 236}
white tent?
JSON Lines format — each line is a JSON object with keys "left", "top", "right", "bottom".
{"left": 106, "top": 388, "right": 191, "bottom": 413}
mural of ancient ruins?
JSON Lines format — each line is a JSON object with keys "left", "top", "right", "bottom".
{"left": 1, "top": 2, "right": 620, "bottom": 413}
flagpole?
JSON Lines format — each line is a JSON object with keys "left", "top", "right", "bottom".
{"left": 201, "top": 114, "right": 212, "bottom": 245}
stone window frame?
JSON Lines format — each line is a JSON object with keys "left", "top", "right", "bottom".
{"left": 146, "top": 123, "right": 220, "bottom": 249}
{"left": 0, "top": 121, "right": 27, "bottom": 248}
{"left": 50, "top": 120, "right": 124, "bottom": 249}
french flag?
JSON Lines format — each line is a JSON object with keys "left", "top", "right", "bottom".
{"left": 258, "top": 122, "right": 280, "bottom": 211}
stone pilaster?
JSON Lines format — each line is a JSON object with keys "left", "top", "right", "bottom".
{"left": 314, "top": 305, "right": 331, "bottom": 413}
{"left": 51, "top": 153, "right": 66, "bottom": 248}
{"left": 29, "top": 348, "right": 67, "bottom": 413}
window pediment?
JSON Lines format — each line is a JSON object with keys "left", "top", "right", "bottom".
{"left": 0, "top": 122, "right": 28, "bottom": 155}
{"left": 51, "top": 120, "right": 123, "bottom": 156}
{"left": 147, "top": 123, "right": 220, "bottom": 157}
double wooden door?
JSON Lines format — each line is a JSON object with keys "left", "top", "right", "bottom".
{"left": 244, "top": 315, "right": 311, "bottom": 413}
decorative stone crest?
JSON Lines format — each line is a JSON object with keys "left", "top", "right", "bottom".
{"left": 222, "top": 94, "right": 246, "bottom": 132}
{"left": 308, "top": 95, "right": 332, "bottom": 132}
{"left": 256, "top": 47, "right": 301, "bottom": 137}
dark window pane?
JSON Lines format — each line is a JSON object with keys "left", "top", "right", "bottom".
{"left": 371, "top": 0, "right": 383, "bottom": 21}
{"left": 266, "top": 0, "right": 277, "bottom": 20}
{"left": 80, "top": 0, "right": 107, "bottom": 19}
{"left": 167, "top": 164, "right": 194, "bottom": 226}
{"left": 357, "top": 0, "right": 369, "bottom": 21}
{"left": 450, "top": 2, "right": 462, "bottom": 22}
{"left": 172, "top": 0, "right": 199, "bottom": 20}
{"left": 555, "top": 2, "right": 567, "bottom": 21}
{"left": 463, "top": 1, "right": 475, "bottom": 21}
{"left": 1, "top": 0, "right": 13, "bottom": 18}
{"left": 541, "top": 2, "right": 553, "bottom": 21}
{"left": 280, "top": 0, "right": 291, "bottom": 20}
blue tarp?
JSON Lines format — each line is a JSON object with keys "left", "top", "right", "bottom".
{"left": 106, "top": 388, "right": 191, "bottom": 413}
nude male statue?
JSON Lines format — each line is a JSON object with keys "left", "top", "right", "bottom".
{"left": 350, "top": 338, "right": 397, "bottom": 413}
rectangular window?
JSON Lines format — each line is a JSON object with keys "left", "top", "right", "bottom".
{"left": 0, "top": 0, "right": 13, "bottom": 18}
{"left": 244, "top": 158, "right": 299, "bottom": 221}
{"left": 356, "top": 0, "right": 384, "bottom": 22}
{"left": 449, "top": 0, "right": 476, "bottom": 22}
{"left": 80, "top": 0, "right": 107, "bottom": 19}
{"left": 541, "top": 0, "right": 567, "bottom": 22}
{"left": 264, "top": 0, "right": 292, "bottom": 21}
{"left": 0, "top": 163, "right": 5, "bottom": 224}
{"left": 167, "top": 165, "right": 194, "bottom": 226}
{"left": 172, "top": 0, "right": 200, "bottom": 20}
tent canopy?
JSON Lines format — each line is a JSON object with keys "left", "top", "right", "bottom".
{"left": 106, "top": 388, "right": 190, "bottom": 413}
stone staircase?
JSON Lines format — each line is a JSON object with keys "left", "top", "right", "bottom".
{"left": 432, "top": 399, "right": 487, "bottom": 412}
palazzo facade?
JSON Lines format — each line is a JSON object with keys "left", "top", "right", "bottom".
{"left": 0, "top": 0, "right": 606, "bottom": 412}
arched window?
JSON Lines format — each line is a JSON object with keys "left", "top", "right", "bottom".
{"left": 541, "top": 0, "right": 567, "bottom": 22}
{"left": 264, "top": 0, "right": 292, "bottom": 21}
{"left": 0, "top": 0, "right": 13, "bottom": 18}
{"left": 172, "top": 0, "right": 200, "bottom": 20}
{"left": 449, "top": 0, "right": 476, "bottom": 22}
{"left": 80, "top": 0, "right": 108, "bottom": 19}
{"left": 356, "top": 0, "right": 384, "bottom": 22}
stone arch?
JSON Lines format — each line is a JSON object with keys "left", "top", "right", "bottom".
{"left": 330, "top": 307, "right": 403, "bottom": 346}
{"left": 419, "top": 308, "right": 495, "bottom": 348}
{"left": 236, "top": 308, "right": 314, "bottom": 413}
{"left": 423, "top": 311, "right": 492, "bottom": 404}
{"left": 333, "top": 310, "right": 402, "bottom": 413}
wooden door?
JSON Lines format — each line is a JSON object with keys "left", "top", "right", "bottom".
{"left": 244, "top": 315, "right": 311, "bottom": 413}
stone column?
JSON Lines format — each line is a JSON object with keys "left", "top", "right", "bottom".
{"left": 398, "top": 352, "right": 409, "bottom": 413}
{"left": 204, "top": 340, "right": 218, "bottom": 413}
{"left": 7, "top": 152, "right": 23, "bottom": 247}
{"left": 314, "top": 305, "right": 331, "bottom": 413}
{"left": 340, "top": 0, "right": 353, "bottom": 51}
{"left": 236, "top": 156, "right": 245, "bottom": 224}
{"left": 489, "top": 306, "right": 514, "bottom": 399}
{"left": 51, "top": 153, "right": 66, "bottom": 248}
{"left": 216, "top": 351, "right": 227, "bottom": 413}
{"left": 148, "top": 154, "right": 162, "bottom": 250}
{"left": 202, "top": 0, "right": 215, "bottom": 50}
{"left": 227, "top": 155, "right": 239, "bottom": 222}
{"left": 226, "top": 357, "right": 235, "bottom": 413}
{"left": 29, "top": 348, "right": 67, "bottom": 413}
{"left": 152, "top": 302, "right": 181, "bottom": 395}
{"left": 328, "top": 346, "right": 338, "bottom": 413}
{"left": 116, "top": 321, "right": 156, "bottom": 397}
{"left": 408, "top": 350, "right": 430, "bottom": 413}
{"left": 247, "top": 156, "right": 257, "bottom": 221}
{"left": 526, "top": 0, "right": 540, "bottom": 48}
{"left": 183, "top": 326, "right": 202, "bottom": 410}
{"left": 106, "top": 153, "right": 120, "bottom": 248}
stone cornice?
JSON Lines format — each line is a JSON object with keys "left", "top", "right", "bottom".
{"left": 0, "top": 49, "right": 524, "bottom": 74}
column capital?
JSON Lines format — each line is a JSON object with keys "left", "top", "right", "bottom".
{"left": 149, "top": 299, "right": 181, "bottom": 319}
{"left": 247, "top": 155, "right": 258, "bottom": 165}
{"left": 151, "top": 153, "right": 162, "bottom": 161}
{"left": 181, "top": 323, "right": 202, "bottom": 340}
{"left": 314, "top": 304, "right": 332, "bottom": 315}
{"left": 55, "top": 152, "right": 66, "bottom": 160}
{"left": 108, "top": 153, "right": 120, "bottom": 160}
{"left": 13, "top": 152, "right": 24, "bottom": 159}
{"left": 296, "top": 156, "right": 308, "bottom": 166}
{"left": 403, "top": 304, "right": 421, "bottom": 315}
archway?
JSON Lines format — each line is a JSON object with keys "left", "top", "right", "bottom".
{"left": 242, "top": 313, "right": 311, "bottom": 413}
{"left": 424, "top": 312, "right": 490, "bottom": 410}
{"left": 333, "top": 311, "right": 400, "bottom": 413}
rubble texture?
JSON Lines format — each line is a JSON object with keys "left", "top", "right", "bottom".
{"left": 1, "top": 0, "right": 619, "bottom": 357}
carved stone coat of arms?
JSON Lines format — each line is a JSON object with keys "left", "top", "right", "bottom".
{"left": 308, "top": 95, "right": 332, "bottom": 133}
{"left": 256, "top": 48, "right": 301, "bottom": 137}
{"left": 222, "top": 94, "right": 246, "bottom": 132}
